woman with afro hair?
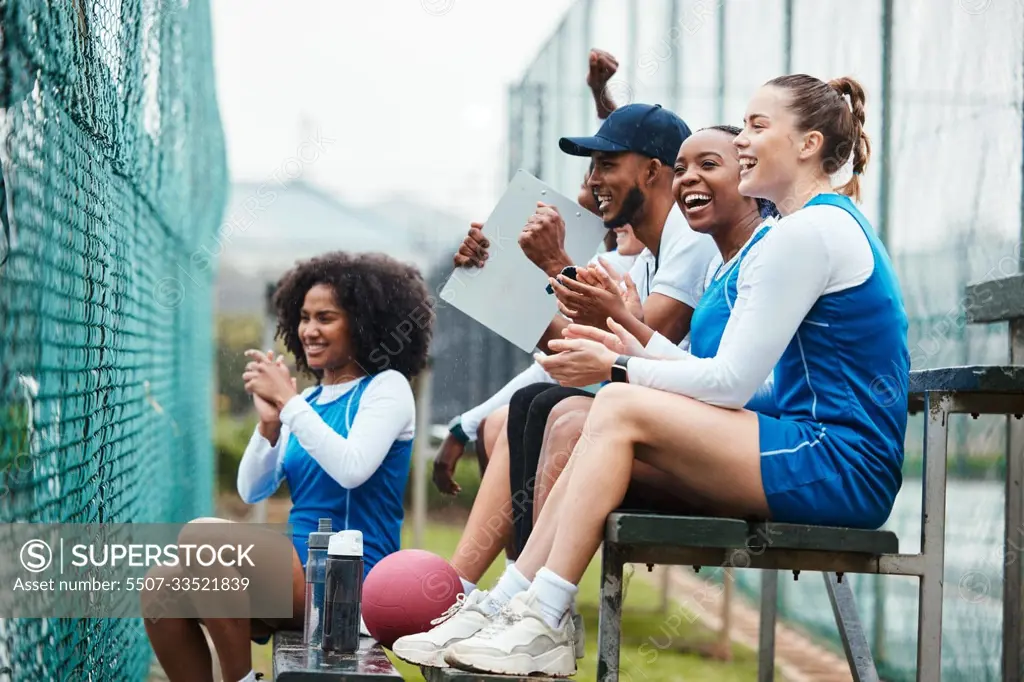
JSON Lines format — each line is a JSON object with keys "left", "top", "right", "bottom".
{"left": 145, "top": 251, "right": 434, "bottom": 682}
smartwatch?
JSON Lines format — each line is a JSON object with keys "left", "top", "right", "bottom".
{"left": 610, "top": 355, "right": 631, "bottom": 383}
{"left": 546, "top": 265, "right": 578, "bottom": 294}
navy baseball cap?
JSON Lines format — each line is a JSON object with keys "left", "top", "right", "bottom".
{"left": 559, "top": 103, "right": 692, "bottom": 167}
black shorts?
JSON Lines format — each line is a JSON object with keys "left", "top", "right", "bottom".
{"left": 506, "top": 383, "right": 593, "bottom": 556}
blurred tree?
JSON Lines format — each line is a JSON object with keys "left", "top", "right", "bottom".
{"left": 216, "top": 314, "right": 265, "bottom": 415}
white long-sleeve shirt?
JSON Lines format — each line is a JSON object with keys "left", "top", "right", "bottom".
{"left": 236, "top": 370, "right": 415, "bottom": 503}
{"left": 626, "top": 204, "right": 874, "bottom": 407}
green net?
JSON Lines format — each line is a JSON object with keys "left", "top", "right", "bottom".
{"left": 0, "top": 0, "right": 227, "bottom": 678}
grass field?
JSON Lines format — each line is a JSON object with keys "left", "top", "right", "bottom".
{"left": 252, "top": 522, "right": 765, "bottom": 681}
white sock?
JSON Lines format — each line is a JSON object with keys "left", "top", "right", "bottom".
{"left": 505, "top": 556, "right": 516, "bottom": 568}
{"left": 482, "top": 564, "right": 531, "bottom": 614}
{"left": 237, "top": 671, "right": 257, "bottom": 682}
{"left": 532, "top": 568, "right": 578, "bottom": 629}
{"left": 460, "top": 577, "right": 476, "bottom": 595}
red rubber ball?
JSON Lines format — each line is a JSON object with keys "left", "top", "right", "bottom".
{"left": 361, "top": 549, "right": 462, "bottom": 649}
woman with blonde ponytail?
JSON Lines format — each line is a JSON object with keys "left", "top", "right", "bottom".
{"left": 421, "top": 74, "right": 910, "bottom": 679}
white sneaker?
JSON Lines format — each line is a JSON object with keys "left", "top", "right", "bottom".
{"left": 390, "top": 590, "right": 493, "bottom": 668}
{"left": 572, "top": 611, "right": 585, "bottom": 659}
{"left": 443, "top": 592, "right": 577, "bottom": 677}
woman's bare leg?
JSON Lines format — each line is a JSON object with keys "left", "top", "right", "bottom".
{"left": 145, "top": 615, "right": 215, "bottom": 682}
{"left": 450, "top": 406, "right": 515, "bottom": 583}
{"left": 476, "top": 406, "right": 518, "bottom": 562}
{"left": 532, "top": 397, "right": 705, "bottom": 530}
{"left": 517, "top": 383, "right": 768, "bottom": 583}
{"left": 146, "top": 517, "right": 305, "bottom": 682}
{"left": 474, "top": 405, "right": 508, "bottom": 475}
{"left": 517, "top": 400, "right": 674, "bottom": 582}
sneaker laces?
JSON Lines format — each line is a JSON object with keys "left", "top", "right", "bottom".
{"left": 429, "top": 593, "right": 467, "bottom": 626}
{"left": 477, "top": 602, "right": 522, "bottom": 639}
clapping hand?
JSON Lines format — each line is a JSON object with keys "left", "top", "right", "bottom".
{"left": 243, "top": 350, "right": 298, "bottom": 413}
{"left": 562, "top": 319, "right": 648, "bottom": 357}
{"left": 535, "top": 335, "right": 617, "bottom": 388}
{"left": 535, "top": 318, "right": 649, "bottom": 387}
{"left": 549, "top": 259, "right": 637, "bottom": 328}
{"left": 584, "top": 257, "right": 643, "bottom": 322}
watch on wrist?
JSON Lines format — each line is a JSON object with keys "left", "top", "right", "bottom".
{"left": 610, "top": 355, "right": 631, "bottom": 383}
{"left": 546, "top": 265, "right": 578, "bottom": 294}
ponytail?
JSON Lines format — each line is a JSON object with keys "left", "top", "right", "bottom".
{"left": 768, "top": 74, "right": 872, "bottom": 202}
{"left": 827, "top": 77, "right": 870, "bottom": 201}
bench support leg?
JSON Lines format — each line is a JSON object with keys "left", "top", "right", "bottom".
{"left": 597, "top": 543, "right": 625, "bottom": 682}
{"left": 824, "top": 572, "right": 879, "bottom": 682}
{"left": 1005, "top": 321, "right": 1024, "bottom": 682}
{"left": 917, "top": 393, "right": 949, "bottom": 682}
{"left": 757, "top": 570, "right": 778, "bottom": 682}
{"left": 1005, "top": 407, "right": 1024, "bottom": 682}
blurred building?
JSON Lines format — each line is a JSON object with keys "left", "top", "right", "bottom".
{"left": 215, "top": 180, "right": 463, "bottom": 314}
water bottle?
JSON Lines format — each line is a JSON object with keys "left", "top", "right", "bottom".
{"left": 303, "top": 518, "right": 334, "bottom": 647}
{"left": 321, "top": 530, "right": 364, "bottom": 653}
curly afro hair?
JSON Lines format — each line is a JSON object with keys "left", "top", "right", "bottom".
{"left": 272, "top": 251, "right": 434, "bottom": 380}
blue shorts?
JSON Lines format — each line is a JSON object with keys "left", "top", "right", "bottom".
{"left": 757, "top": 415, "right": 901, "bottom": 529}
{"left": 292, "top": 535, "right": 309, "bottom": 568}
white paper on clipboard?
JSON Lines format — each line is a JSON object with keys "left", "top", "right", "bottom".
{"left": 439, "top": 169, "right": 609, "bottom": 353}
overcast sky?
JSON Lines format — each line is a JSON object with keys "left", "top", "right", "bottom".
{"left": 210, "top": 0, "right": 578, "bottom": 221}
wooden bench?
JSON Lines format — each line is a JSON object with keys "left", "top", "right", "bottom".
{"left": 272, "top": 630, "right": 403, "bottom": 682}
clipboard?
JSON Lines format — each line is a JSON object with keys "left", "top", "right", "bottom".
{"left": 439, "top": 169, "right": 609, "bottom": 353}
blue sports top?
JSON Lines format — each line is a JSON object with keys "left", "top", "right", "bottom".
{"left": 689, "top": 223, "right": 773, "bottom": 360}
{"left": 282, "top": 376, "right": 413, "bottom": 575}
{"left": 766, "top": 194, "right": 909, "bottom": 464}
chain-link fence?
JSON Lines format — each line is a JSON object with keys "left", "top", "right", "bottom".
{"left": 0, "top": 0, "right": 227, "bottom": 678}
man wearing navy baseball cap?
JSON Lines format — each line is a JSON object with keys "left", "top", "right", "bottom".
{"left": 559, "top": 103, "right": 691, "bottom": 231}
{"left": 546, "top": 102, "right": 715, "bottom": 348}
{"left": 560, "top": 102, "right": 691, "bottom": 167}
